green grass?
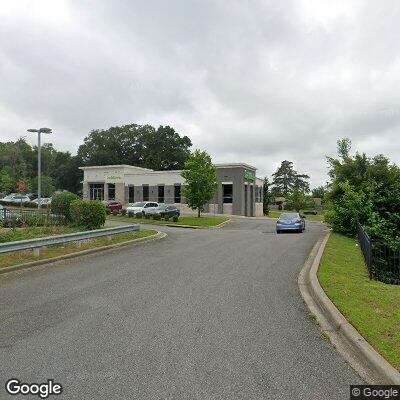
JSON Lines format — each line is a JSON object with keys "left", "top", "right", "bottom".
{"left": 267, "top": 210, "right": 324, "bottom": 221}
{"left": 109, "top": 215, "right": 229, "bottom": 227}
{"left": 0, "top": 226, "right": 81, "bottom": 243}
{"left": 0, "top": 228, "right": 157, "bottom": 269}
{"left": 318, "top": 233, "right": 400, "bottom": 370}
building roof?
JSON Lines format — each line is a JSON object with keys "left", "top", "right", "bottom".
{"left": 79, "top": 165, "right": 153, "bottom": 171}
{"left": 80, "top": 163, "right": 258, "bottom": 172}
{"left": 214, "top": 163, "right": 257, "bottom": 170}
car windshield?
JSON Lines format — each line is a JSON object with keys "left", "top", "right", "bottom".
{"left": 280, "top": 213, "right": 298, "bottom": 220}
{"left": 132, "top": 202, "right": 145, "bottom": 207}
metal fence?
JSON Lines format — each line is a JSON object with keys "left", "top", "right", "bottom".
{"left": 358, "top": 223, "right": 400, "bottom": 285}
{"left": 1, "top": 208, "right": 66, "bottom": 227}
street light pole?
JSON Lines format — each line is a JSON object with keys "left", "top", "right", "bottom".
{"left": 37, "top": 130, "right": 41, "bottom": 209}
{"left": 27, "top": 127, "right": 52, "bottom": 209}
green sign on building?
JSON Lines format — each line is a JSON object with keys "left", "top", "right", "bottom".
{"left": 244, "top": 171, "right": 255, "bottom": 181}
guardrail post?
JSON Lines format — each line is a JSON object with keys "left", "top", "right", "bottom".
{"left": 33, "top": 248, "right": 40, "bottom": 257}
{"left": 76, "top": 241, "right": 82, "bottom": 248}
{"left": 107, "top": 235, "right": 112, "bottom": 242}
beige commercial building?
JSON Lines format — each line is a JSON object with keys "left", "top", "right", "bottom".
{"left": 80, "top": 163, "right": 264, "bottom": 217}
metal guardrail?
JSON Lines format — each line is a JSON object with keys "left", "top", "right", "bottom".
{"left": 0, "top": 224, "right": 140, "bottom": 254}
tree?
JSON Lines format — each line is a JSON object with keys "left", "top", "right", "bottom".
{"left": 77, "top": 123, "right": 192, "bottom": 170}
{"left": 181, "top": 150, "right": 217, "bottom": 217}
{"left": 312, "top": 186, "right": 326, "bottom": 198}
{"left": 285, "top": 189, "right": 312, "bottom": 212}
{"left": 325, "top": 138, "right": 400, "bottom": 240}
{"left": 31, "top": 175, "right": 56, "bottom": 197}
{"left": 263, "top": 177, "right": 271, "bottom": 215}
{"left": 271, "top": 160, "right": 310, "bottom": 196}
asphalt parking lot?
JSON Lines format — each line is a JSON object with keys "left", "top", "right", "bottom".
{"left": 0, "top": 218, "right": 361, "bottom": 399}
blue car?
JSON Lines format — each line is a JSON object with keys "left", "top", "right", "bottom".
{"left": 276, "top": 212, "right": 305, "bottom": 234}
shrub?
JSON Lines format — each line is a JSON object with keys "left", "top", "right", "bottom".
{"left": 70, "top": 200, "right": 106, "bottom": 230}
{"left": 135, "top": 212, "right": 142, "bottom": 219}
{"left": 121, "top": 209, "right": 127, "bottom": 216}
{"left": 106, "top": 208, "right": 111, "bottom": 215}
{"left": 153, "top": 214, "right": 161, "bottom": 220}
{"left": 128, "top": 211, "right": 134, "bottom": 218}
{"left": 172, "top": 215, "right": 179, "bottom": 223}
{"left": 51, "top": 192, "right": 79, "bottom": 221}
{"left": 164, "top": 215, "right": 170, "bottom": 221}
{"left": 112, "top": 210, "right": 119, "bottom": 216}
{"left": 145, "top": 213, "right": 151, "bottom": 219}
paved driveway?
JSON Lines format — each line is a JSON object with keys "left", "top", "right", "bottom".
{"left": 0, "top": 218, "right": 361, "bottom": 399}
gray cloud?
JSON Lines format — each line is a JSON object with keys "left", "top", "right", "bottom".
{"left": 1, "top": 0, "right": 400, "bottom": 187}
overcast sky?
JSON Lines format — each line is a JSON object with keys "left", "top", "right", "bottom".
{"left": 1, "top": 0, "right": 400, "bottom": 187}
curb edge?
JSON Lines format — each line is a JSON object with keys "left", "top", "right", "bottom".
{"left": 298, "top": 231, "right": 400, "bottom": 384}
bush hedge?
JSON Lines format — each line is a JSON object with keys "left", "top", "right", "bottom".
{"left": 153, "top": 214, "right": 161, "bottom": 220}
{"left": 70, "top": 200, "right": 106, "bottom": 230}
{"left": 121, "top": 209, "right": 127, "bottom": 216}
{"left": 172, "top": 215, "right": 179, "bottom": 222}
{"left": 51, "top": 192, "right": 79, "bottom": 221}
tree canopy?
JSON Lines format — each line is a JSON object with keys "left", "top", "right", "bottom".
{"left": 181, "top": 150, "right": 217, "bottom": 217}
{"left": 78, "top": 124, "right": 192, "bottom": 170}
{"left": 271, "top": 160, "right": 310, "bottom": 197}
{"left": 0, "top": 122, "right": 192, "bottom": 196}
{"left": 325, "top": 138, "right": 400, "bottom": 241}
{"left": 0, "top": 138, "right": 80, "bottom": 195}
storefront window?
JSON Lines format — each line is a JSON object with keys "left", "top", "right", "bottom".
{"left": 223, "top": 184, "right": 233, "bottom": 203}
{"left": 158, "top": 185, "right": 164, "bottom": 203}
{"left": 174, "top": 185, "right": 181, "bottom": 203}
{"left": 108, "top": 184, "right": 115, "bottom": 200}
{"left": 143, "top": 185, "right": 149, "bottom": 201}
{"left": 89, "top": 184, "right": 104, "bottom": 201}
{"left": 128, "top": 186, "right": 135, "bottom": 203}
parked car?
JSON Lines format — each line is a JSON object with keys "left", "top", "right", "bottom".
{"left": 9, "top": 195, "right": 32, "bottom": 204}
{"left": 32, "top": 197, "right": 52, "bottom": 206}
{"left": 126, "top": 201, "right": 158, "bottom": 216}
{"left": 276, "top": 212, "right": 305, "bottom": 233}
{"left": 26, "top": 193, "right": 38, "bottom": 200}
{"left": 103, "top": 200, "right": 123, "bottom": 211}
{"left": 303, "top": 210, "right": 318, "bottom": 215}
{"left": 147, "top": 204, "right": 180, "bottom": 218}
{"left": 0, "top": 193, "right": 17, "bottom": 202}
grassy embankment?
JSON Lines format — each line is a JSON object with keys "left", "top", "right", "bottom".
{"left": 318, "top": 233, "right": 400, "bottom": 370}
{"left": 0, "top": 226, "right": 156, "bottom": 269}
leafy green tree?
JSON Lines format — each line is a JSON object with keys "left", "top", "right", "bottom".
{"left": 325, "top": 138, "right": 400, "bottom": 240}
{"left": 31, "top": 175, "right": 56, "bottom": 197}
{"left": 0, "top": 170, "right": 17, "bottom": 194}
{"left": 285, "top": 189, "right": 312, "bottom": 212}
{"left": 181, "top": 150, "right": 217, "bottom": 217}
{"left": 312, "top": 186, "right": 326, "bottom": 198}
{"left": 78, "top": 123, "right": 192, "bottom": 170}
{"left": 263, "top": 177, "right": 271, "bottom": 215}
{"left": 271, "top": 160, "right": 310, "bottom": 196}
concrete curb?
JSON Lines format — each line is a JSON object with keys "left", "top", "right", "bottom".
{"left": 108, "top": 217, "right": 231, "bottom": 230}
{"left": 0, "top": 231, "right": 167, "bottom": 276}
{"left": 298, "top": 231, "right": 400, "bottom": 384}
{"left": 165, "top": 218, "right": 231, "bottom": 229}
